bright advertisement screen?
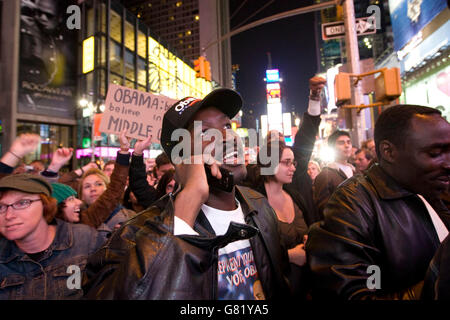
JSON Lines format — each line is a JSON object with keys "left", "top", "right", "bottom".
{"left": 147, "top": 36, "right": 212, "bottom": 99}
{"left": 266, "top": 69, "right": 280, "bottom": 83}
{"left": 389, "top": 0, "right": 447, "bottom": 51}
{"left": 267, "top": 103, "right": 283, "bottom": 132}
{"left": 402, "top": 64, "right": 450, "bottom": 121}
{"left": 266, "top": 82, "right": 281, "bottom": 103}
{"left": 282, "top": 113, "right": 292, "bottom": 136}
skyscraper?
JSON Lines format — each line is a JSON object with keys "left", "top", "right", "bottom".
{"left": 121, "top": 0, "right": 233, "bottom": 86}
{"left": 122, "top": 0, "right": 200, "bottom": 61}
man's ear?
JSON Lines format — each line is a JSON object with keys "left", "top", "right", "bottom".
{"left": 378, "top": 140, "right": 397, "bottom": 164}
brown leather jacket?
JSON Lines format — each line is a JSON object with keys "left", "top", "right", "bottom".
{"left": 306, "top": 164, "right": 450, "bottom": 300}
{"left": 82, "top": 186, "right": 291, "bottom": 300}
{"left": 78, "top": 153, "right": 131, "bottom": 228}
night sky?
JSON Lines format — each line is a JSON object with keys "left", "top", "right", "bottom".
{"left": 230, "top": 0, "right": 319, "bottom": 129}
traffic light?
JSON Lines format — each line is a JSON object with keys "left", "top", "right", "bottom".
{"left": 334, "top": 72, "right": 352, "bottom": 106}
{"left": 375, "top": 68, "right": 402, "bottom": 102}
{"left": 204, "top": 60, "right": 211, "bottom": 81}
{"left": 194, "top": 56, "right": 206, "bottom": 78}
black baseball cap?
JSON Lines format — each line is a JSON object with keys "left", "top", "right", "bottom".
{"left": 160, "top": 88, "right": 243, "bottom": 157}
{"left": 0, "top": 173, "right": 52, "bottom": 196}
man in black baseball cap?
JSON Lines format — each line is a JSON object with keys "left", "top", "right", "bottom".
{"left": 84, "top": 87, "right": 291, "bottom": 300}
{"left": 160, "top": 87, "right": 243, "bottom": 158}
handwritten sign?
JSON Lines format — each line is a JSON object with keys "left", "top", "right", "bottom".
{"left": 99, "top": 84, "right": 177, "bottom": 143}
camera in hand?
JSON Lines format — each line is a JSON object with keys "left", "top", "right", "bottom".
{"left": 204, "top": 164, "right": 234, "bottom": 193}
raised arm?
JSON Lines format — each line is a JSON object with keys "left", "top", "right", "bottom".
{"left": 292, "top": 76, "right": 326, "bottom": 177}
{"left": 128, "top": 135, "right": 159, "bottom": 209}
{"left": 0, "top": 133, "right": 41, "bottom": 175}
{"left": 80, "top": 131, "right": 131, "bottom": 228}
{"left": 40, "top": 147, "right": 74, "bottom": 183}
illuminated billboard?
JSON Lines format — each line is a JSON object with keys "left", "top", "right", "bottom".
{"left": 83, "top": 36, "right": 95, "bottom": 74}
{"left": 266, "top": 69, "right": 280, "bottom": 83}
{"left": 148, "top": 36, "right": 212, "bottom": 100}
{"left": 389, "top": 0, "right": 447, "bottom": 51}
{"left": 266, "top": 83, "right": 281, "bottom": 104}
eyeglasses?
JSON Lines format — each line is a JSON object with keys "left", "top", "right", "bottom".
{"left": 0, "top": 199, "right": 42, "bottom": 214}
{"left": 279, "top": 159, "right": 298, "bottom": 168}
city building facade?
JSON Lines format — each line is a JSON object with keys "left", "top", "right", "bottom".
{"left": 0, "top": 0, "right": 218, "bottom": 167}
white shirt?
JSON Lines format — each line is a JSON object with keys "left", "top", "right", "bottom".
{"left": 417, "top": 194, "right": 449, "bottom": 243}
{"left": 174, "top": 200, "right": 265, "bottom": 300}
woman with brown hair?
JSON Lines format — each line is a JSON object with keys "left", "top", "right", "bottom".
{"left": 244, "top": 139, "right": 310, "bottom": 298}
{"left": 0, "top": 174, "right": 104, "bottom": 299}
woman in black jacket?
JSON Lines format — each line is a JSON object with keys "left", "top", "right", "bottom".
{"left": 243, "top": 139, "right": 310, "bottom": 298}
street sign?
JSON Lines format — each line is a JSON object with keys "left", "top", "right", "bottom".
{"left": 322, "top": 17, "right": 376, "bottom": 40}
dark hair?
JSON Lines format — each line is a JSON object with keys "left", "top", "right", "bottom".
{"left": 155, "top": 152, "right": 171, "bottom": 168}
{"left": 327, "top": 130, "right": 351, "bottom": 148}
{"left": 103, "top": 160, "right": 115, "bottom": 169}
{"left": 156, "top": 169, "right": 177, "bottom": 198}
{"left": 255, "top": 139, "right": 291, "bottom": 183}
{"left": 355, "top": 148, "right": 373, "bottom": 161}
{"left": 374, "top": 105, "right": 441, "bottom": 159}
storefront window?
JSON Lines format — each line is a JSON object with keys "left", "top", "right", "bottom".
{"left": 110, "top": 10, "right": 122, "bottom": 43}
{"left": 124, "top": 48, "right": 135, "bottom": 82}
{"left": 137, "top": 30, "right": 146, "bottom": 58}
{"left": 110, "top": 40, "right": 123, "bottom": 75}
{"left": 137, "top": 57, "right": 146, "bottom": 87}
{"left": 125, "top": 79, "right": 135, "bottom": 90}
{"left": 110, "top": 73, "right": 123, "bottom": 85}
{"left": 124, "top": 19, "right": 135, "bottom": 51}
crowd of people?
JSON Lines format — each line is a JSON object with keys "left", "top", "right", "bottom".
{"left": 0, "top": 78, "right": 449, "bottom": 300}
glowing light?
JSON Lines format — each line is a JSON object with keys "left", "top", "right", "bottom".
{"left": 319, "top": 146, "right": 335, "bottom": 163}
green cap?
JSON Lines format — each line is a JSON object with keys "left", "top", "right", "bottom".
{"left": 0, "top": 173, "right": 52, "bottom": 196}
{"left": 51, "top": 183, "right": 77, "bottom": 204}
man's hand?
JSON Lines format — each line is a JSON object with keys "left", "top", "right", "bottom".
{"left": 133, "top": 135, "right": 152, "bottom": 156}
{"left": 10, "top": 133, "right": 41, "bottom": 158}
{"left": 1, "top": 133, "right": 41, "bottom": 168}
{"left": 288, "top": 243, "right": 307, "bottom": 266}
{"left": 173, "top": 155, "right": 221, "bottom": 227}
{"left": 119, "top": 130, "right": 131, "bottom": 154}
{"left": 309, "top": 76, "right": 327, "bottom": 101}
{"left": 47, "top": 148, "right": 73, "bottom": 173}
{"left": 75, "top": 161, "right": 98, "bottom": 177}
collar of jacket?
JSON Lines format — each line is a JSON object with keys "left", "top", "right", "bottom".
{"left": 325, "top": 163, "right": 353, "bottom": 180}
{"left": 154, "top": 185, "right": 261, "bottom": 252}
{"left": 366, "top": 163, "right": 415, "bottom": 200}
{"left": 0, "top": 218, "right": 73, "bottom": 263}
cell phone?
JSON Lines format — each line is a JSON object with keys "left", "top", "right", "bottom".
{"left": 204, "top": 164, "right": 234, "bottom": 193}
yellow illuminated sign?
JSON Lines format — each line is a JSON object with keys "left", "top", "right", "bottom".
{"left": 147, "top": 36, "right": 212, "bottom": 99}
{"left": 82, "top": 36, "right": 95, "bottom": 74}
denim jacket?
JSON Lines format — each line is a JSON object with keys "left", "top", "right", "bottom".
{"left": 0, "top": 219, "right": 105, "bottom": 300}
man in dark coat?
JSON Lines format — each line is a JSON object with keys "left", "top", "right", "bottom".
{"left": 306, "top": 105, "right": 450, "bottom": 299}
{"left": 83, "top": 88, "right": 291, "bottom": 300}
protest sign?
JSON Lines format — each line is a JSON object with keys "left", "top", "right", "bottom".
{"left": 99, "top": 84, "right": 177, "bottom": 143}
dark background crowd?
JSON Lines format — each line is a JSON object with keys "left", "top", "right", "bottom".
{"left": 0, "top": 79, "right": 449, "bottom": 301}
